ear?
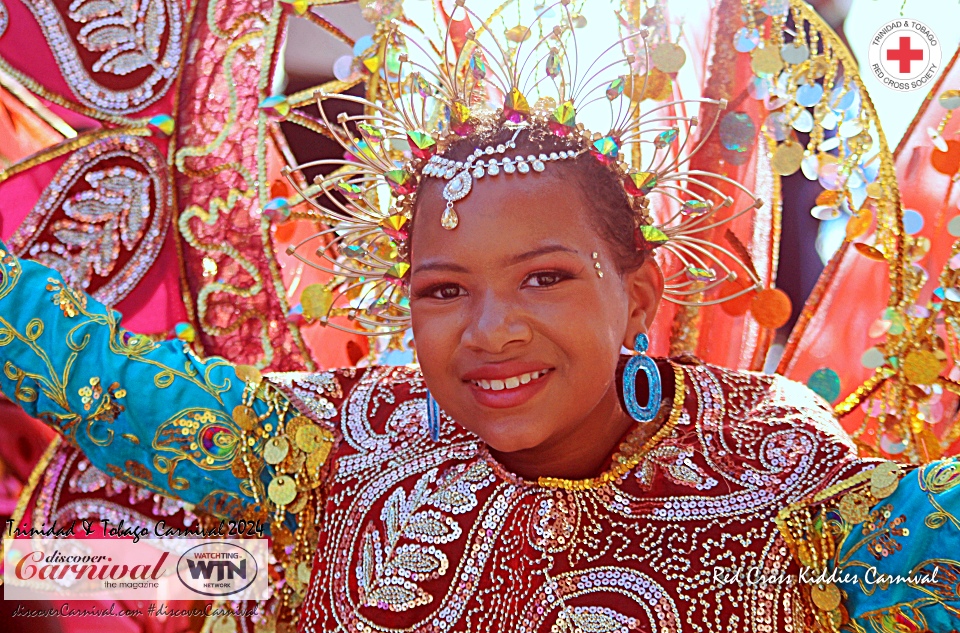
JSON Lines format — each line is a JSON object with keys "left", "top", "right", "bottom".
{"left": 621, "top": 257, "right": 664, "bottom": 350}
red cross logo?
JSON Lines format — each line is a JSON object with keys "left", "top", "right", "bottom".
{"left": 886, "top": 36, "right": 924, "bottom": 74}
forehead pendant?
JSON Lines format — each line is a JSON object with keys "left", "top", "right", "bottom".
{"left": 441, "top": 171, "right": 473, "bottom": 229}
{"left": 427, "top": 125, "right": 581, "bottom": 231}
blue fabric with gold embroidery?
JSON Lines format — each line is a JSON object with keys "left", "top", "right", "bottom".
{"left": 833, "top": 458, "right": 960, "bottom": 632}
{"left": 0, "top": 240, "right": 282, "bottom": 518}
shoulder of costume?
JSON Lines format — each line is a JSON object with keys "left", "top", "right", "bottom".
{"left": 699, "top": 358, "right": 857, "bottom": 450}
{"left": 264, "top": 364, "right": 429, "bottom": 434}
{"left": 674, "top": 356, "right": 877, "bottom": 494}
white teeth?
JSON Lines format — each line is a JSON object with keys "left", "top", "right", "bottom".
{"left": 472, "top": 369, "right": 550, "bottom": 391}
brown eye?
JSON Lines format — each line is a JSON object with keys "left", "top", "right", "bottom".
{"left": 524, "top": 271, "right": 569, "bottom": 288}
{"left": 429, "top": 284, "right": 465, "bottom": 300}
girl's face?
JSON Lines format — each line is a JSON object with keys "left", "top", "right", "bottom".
{"left": 409, "top": 166, "right": 663, "bottom": 460}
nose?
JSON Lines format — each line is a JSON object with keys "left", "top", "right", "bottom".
{"left": 461, "top": 288, "right": 533, "bottom": 353}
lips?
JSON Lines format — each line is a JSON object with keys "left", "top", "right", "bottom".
{"left": 462, "top": 361, "right": 553, "bottom": 382}
{"left": 469, "top": 368, "right": 551, "bottom": 391}
{"left": 462, "top": 362, "right": 554, "bottom": 409}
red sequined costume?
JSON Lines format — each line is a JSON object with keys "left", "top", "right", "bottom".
{"left": 262, "top": 360, "right": 879, "bottom": 631}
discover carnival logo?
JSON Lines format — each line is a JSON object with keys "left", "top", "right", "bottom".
{"left": 3, "top": 538, "right": 270, "bottom": 601}
{"left": 868, "top": 18, "right": 942, "bottom": 92}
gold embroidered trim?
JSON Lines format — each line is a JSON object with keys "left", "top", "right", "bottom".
{"left": 538, "top": 361, "right": 687, "bottom": 491}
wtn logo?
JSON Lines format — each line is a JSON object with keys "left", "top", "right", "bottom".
{"left": 184, "top": 559, "right": 247, "bottom": 581}
{"left": 176, "top": 543, "right": 260, "bottom": 597}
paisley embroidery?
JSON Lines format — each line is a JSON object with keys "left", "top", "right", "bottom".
{"left": 519, "top": 568, "right": 681, "bottom": 633}
{"left": 152, "top": 408, "right": 241, "bottom": 491}
{"left": 10, "top": 135, "right": 171, "bottom": 305}
{"left": 430, "top": 460, "right": 492, "bottom": 513}
{"left": 72, "top": 0, "right": 168, "bottom": 76}
{"left": 635, "top": 441, "right": 718, "bottom": 491}
{"left": 921, "top": 459, "right": 960, "bottom": 494}
{"left": 550, "top": 606, "right": 639, "bottom": 633}
{"left": 24, "top": 0, "right": 183, "bottom": 113}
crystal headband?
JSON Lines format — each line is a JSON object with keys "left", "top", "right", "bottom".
{"left": 422, "top": 126, "right": 584, "bottom": 229}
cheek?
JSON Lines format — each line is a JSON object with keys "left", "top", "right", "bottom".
{"left": 410, "top": 306, "right": 461, "bottom": 378}
{"left": 556, "top": 282, "right": 629, "bottom": 351}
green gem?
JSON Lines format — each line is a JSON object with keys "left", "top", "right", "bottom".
{"left": 504, "top": 88, "right": 530, "bottom": 121}
{"left": 682, "top": 200, "right": 711, "bottom": 216}
{"left": 258, "top": 95, "right": 290, "bottom": 118}
{"left": 351, "top": 140, "right": 376, "bottom": 160}
{"left": 469, "top": 50, "right": 486, "bottom": 80}
{"left": 606, "top": 77, "right": 625, "bottom": 100}
{"left": 384, "top": 169, "right": 415, "bottom": 195}
{"left": 552, "top": 101, "right": 576, "bottom": 127}
{"left": 340, "top": 244, "right": 364, "bottom": 258}
{"left": 591, "top": 136, "right": 620, "bottom": 161}
{"left": 545, "top": 51, "right": 562, "bottom": 78}
{"left": 384, "top": 262, "right": 411, "bottom": 285}
{"left": 336, "top": 181, "right": 364, "bottom": 199}
{"left": 411, "top": 72, "right": 433, "bottom": 97}
{"left": 655, "top": 128, "right": 679, "bottom": 148}
{"left": 626, "top": 171, "right": 657, "bottom": 196}
{"left": 639, "top": 225, "right": 669, "bottom": 245}
{"left": 685, "top": 266, "right": 717, "bottom": 282}
{"left": 148, "top": 114, "right": 175, "bottom": 136}
{"left": 386, "top": 170, "right": 408, "bottom": 183}
{"left": 358, "top": 123, "right": 384, "bottom": 141}
{"left": 407, "top": 130, "right": 436, "bottom": 150}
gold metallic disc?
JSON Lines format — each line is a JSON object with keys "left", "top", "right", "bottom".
{"left": 838, "top": 492, "right": 871, "bottom": 524}
{"left": 651, "top": 43, "right": 686, "bottom": 73}
{"left": 232, "top": 405, "right": 258, "bottom": 431}
{"left": 264, "top": 436, "right": 290, "bottom": 465}
{"left": 268, "top": 475, "right": 297, "bottom": 506}
{"left": 903, "top": 350, "right": 942, "bottom": 385}
{"left": 811, "top": 583, "right": 842, "bottom": 611}
{"left": 771, "top": 141, "right": 804, "bottom": 176}
{"left": 235, "top": 364, "right": 263, "bottom": 385}
{"left": 870, "top": 461, "right": 901, "bottom": 489}
{"left": 296, "top": 424, "right": 324, "bottom": 453}
{"left": 751, "top": 46, "right": 783, "bottom": 76}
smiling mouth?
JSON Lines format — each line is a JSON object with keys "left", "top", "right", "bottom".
{"left": 468, "top": 368, "right": 554, "bottom": 391}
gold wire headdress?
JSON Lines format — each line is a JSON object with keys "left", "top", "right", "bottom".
{"left": 282, "top": 0, "right": 765, "bottom": 336}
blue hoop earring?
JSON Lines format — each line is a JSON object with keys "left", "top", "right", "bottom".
{"left": 622, "top": 333, "right": 661, "bottom": 422}
{"left": 426, "top": 390, "right": 441, "bottom": 441}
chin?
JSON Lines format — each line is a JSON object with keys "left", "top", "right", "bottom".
{"left": 467, "top": 420, "right": 546, "bottom": 455}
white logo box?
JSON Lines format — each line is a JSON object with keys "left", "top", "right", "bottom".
{"left": 3, "top": 538, "right": 271, "bottom": 601}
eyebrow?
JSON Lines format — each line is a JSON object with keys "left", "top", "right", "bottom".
{"left": 412, "top": 243, "right": 580, "bottom": 274}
